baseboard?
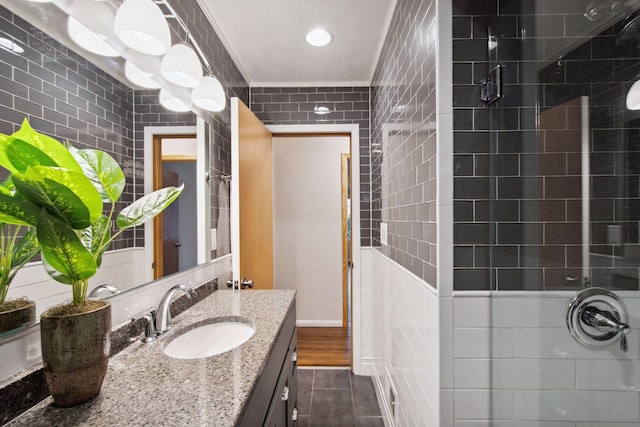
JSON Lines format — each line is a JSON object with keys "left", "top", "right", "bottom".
{"left": 296, "top": 320, "right": 343, "bottom": 327}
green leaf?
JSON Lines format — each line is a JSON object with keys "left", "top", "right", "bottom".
{"left": 37, "top": 210, "right": 96, "bottom": 284}
{"left": 0, "top": 119, "right": 82, "bottom": 174}
{"left": 70, "top": 147, "right": 125, "bottom": 203}
{"left": 13, "top": 166, "right": 103, "bottom": 229}
{"left": 10, "top": 228, "right": 40, "bottom": 274}
{"left": 90, "top": 215, "right": 111, "bottom": 268}
{"left": 41, "top": 257, "right": 74, "bottom": 285}
{"left": 116, "top": 185, "right": 184, "bottom": 229}
{"left": 0, "top": 193, "right": 40, "bottom": 226}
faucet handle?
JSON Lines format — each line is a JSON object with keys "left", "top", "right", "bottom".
{"left": 133, "top": 312, "right": 157, "bottom": 343}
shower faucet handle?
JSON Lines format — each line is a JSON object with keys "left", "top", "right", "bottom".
{"left": 566, "top": 287, "right": 630, "bottom": 352}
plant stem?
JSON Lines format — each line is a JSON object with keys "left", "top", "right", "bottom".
{"left": 72, "top": 279, "right": 89, "bottom": 306}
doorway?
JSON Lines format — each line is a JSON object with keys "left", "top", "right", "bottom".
{"left": 151, "top": 135, "right": 198, "bottom": 279}
{"left": 143, "top": 120, "right": 210, "bottom": 284}
{"left": 271, "top": 134, "right": 351, "bottom": 366}
{"left": 231, "top": 99, "right": 363, "bottom": 371}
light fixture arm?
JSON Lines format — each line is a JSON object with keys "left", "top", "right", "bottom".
{"left": 156, "top": 0, "right": 213, "bottom": 75}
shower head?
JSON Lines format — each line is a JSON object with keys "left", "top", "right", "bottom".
{"left": 584, "top": 0, "right": 622, "bottom": 21}
{"left": 616, "top": 10, "right": 640, "bottom": 44}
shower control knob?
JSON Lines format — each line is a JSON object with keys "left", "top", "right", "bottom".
{"left": 566, "top": 288, "right": 630, "bottom": 352}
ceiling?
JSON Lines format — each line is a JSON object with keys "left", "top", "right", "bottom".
{"left": 197, "top": 0, "right": 397, "bottom": 87}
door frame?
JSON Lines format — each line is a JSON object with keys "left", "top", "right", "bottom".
{"left": 267, "top": 123, "right": 362, "bottom": 375}
{"left": 152, "top": 135, "right": 196, "bottom": 279}
{"left": 143, "top": 121, "right": 209, "bottom": 284}
{"left": 341, "top": 153, "right": 351, "bottom": 328}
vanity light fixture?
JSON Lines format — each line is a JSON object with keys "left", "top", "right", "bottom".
{"left": 159, "top": 88, "right": 192, "bottom": 112}
{"left": 161, "top": 43, "right": 203, "bottom": 88}
{"left": 114, "top": 0, "right": 171, "bottom": 56}
{"left": 125, "top": 61, "right": 161, "bottom": 89}
{"left": 306, "top": 28, "right": 333, "bottom": 47}
{"left": 627, "top": 80, "right": 640, "bottom": 110}
{"left": 191, "top": 75, "right": 226, "bottom": 111}
{"left": 68, "top": 16, "right": 120, "bottom": 57}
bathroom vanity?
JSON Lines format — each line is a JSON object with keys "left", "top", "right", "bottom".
{"left": 6, "top": 289, "right": 297, "bottom": 426}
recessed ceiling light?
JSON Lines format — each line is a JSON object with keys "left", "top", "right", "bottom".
{"left": 0, "top": 37, "right": 24, "bottom": 54}
{"left": 313, "top": 105, "right": 332, "bottom": 115}
{"left": 306, "top": 28, "right": 332, "bottom": 47}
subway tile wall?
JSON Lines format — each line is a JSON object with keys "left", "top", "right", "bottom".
{"left": 451, "top": 0, "right": 496, "bottom": 291}
{"left": 363, "top": 247, "right": 439, "bottom": 426}
{"left": 452, "top": 0, "right": 640, "bottom": 291}
{"left": 249, "top": 86, "right": 371, "bottom": 246}
{"left": 0, "top": 5, "right": 135, "bottom": 249}
{"left": 452, "top": 293, "right": 640, "bottom": 424}
{"left": 370, "top": 0, "right": 439, "bottom": 286}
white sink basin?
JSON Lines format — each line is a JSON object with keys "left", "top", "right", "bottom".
{"left": 162, "top": 320, "right": 255, "bottom": 359}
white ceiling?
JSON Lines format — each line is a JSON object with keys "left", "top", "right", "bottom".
{"left": 197, "top": 0, "right": 397, "bottom": 87}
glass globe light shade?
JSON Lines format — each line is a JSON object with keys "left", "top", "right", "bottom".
{"left": 161, "top": 43, "right": 203, "bottom": 88}
{"left": 114, "top": 0, "right": 171, "bottom": 56}
{"left": 125, "top": 61, "right": 161, "bottom": 89}
{"left": 191, "top": 75, "right": 226, "bottom": 111}
{"left": 159, "top": 88, "right": 192, "bottom": 112}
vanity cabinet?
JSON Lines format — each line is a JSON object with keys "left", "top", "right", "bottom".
{"left": 239, "top": 301, "right": 298, "bottom": 427}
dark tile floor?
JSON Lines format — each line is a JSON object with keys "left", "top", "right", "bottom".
{"left": 296, "top": 368, "right": 384, "bottom": 427}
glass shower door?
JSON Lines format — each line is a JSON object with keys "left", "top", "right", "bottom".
{"left": 488, "top": 0, "right": 640, "bottom": 423}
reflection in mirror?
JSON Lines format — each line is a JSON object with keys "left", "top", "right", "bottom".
{"left": 0, "top": 2, "right": 217, "bottom": 325}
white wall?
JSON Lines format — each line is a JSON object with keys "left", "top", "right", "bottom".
{"left": 272, "top": 135, "right": 350, "bottom": 326}
{"left": 362, "top": 248, "right": 440, "bottom": 427}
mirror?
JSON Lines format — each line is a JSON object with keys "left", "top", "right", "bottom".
{"left": 0, "top": 1, "right": 228, "bottom": 328}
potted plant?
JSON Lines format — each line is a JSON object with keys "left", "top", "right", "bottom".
{"left": 0, "top": 177, "right": 40, "bottom": 333}
{"left": 0, "top": 120, "right": 183, "bottom": 406}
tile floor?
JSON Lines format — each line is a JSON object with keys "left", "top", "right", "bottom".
{"left": 296, "top": 368, "right": 384, "bottom": 427}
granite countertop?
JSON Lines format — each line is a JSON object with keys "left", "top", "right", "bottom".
{"left": 6, "top": 289, "right": 296, "bottom": 427}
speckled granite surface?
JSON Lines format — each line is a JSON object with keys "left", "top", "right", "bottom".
{"left": 6, "top": 289, "right": 296, "bottom": 427}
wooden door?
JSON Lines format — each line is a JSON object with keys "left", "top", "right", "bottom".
{"left": 231, "top": 98, "right": 274, "bottom": 289}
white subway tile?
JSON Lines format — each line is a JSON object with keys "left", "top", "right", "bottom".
{"left": 454, "top": 359, "right": 491, "bottom": 389}
{"left": 514, "top": 390, "right": 640, "bottom": 422}
{"left": 492, "top": 328, "right": 514, "bottom": 358}
{"left": 492, "top": 296, "right": 568, "bottom": 328}
{"left": 454, "top": 296, "right": 491, "bottom": 328}
{"left": 577, "top": 423, "right": 640, "bottom": 427}
{"left": 513, "top": 327, "right": 640, "bottom": 360}
{"left": 492, "top": 359, "right": 575, "bottom": 390}
{"left": 454, "top": 328, "right": 491, "bottom": 358}
{"left": 491, "top": 422, "right": 574, "bottom": 427}
{"left": 576, "top": 359, "right": 640, "bottom": 391}
{"left": 454, "top": 389, "right": 491, "bottom": 420}
{"left": 454, "top": 421, "right": 490, "bottom": 427}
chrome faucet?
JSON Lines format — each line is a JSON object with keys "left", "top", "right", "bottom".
{"left": 155, "top": 284, "right": 197, "bottom": 334}
{"left": 88, "top": 284, "right": 121, "bottom": 298}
